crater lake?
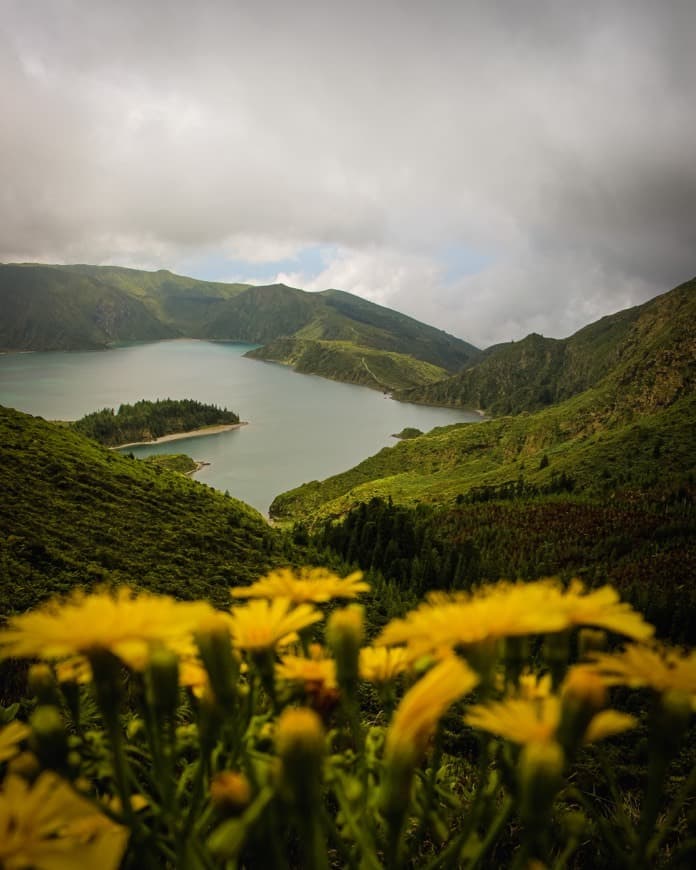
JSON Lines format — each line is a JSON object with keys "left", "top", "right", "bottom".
{"left": 0, "top": 340, "right": 480, "bottom": 514}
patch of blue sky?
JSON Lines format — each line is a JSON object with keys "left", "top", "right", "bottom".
{"left": 178, "top": 244, "right": 338, "bottom": 285}
{"left": 440, "top": 245, "right": 491, "bottom": 283}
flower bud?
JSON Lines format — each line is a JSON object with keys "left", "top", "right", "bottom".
{"left": 327, "top": 606, "right": 364, "bottom": 695}
{"left": 195, "top": 614, "right": 239, "bottom": 710}
{"left": 276, "top": 707, "right": 325, "bottom": 810}
{"left": 210, "top": 771, "right": 252, "bottom": 817}
{"left": 518, "top": 740, "right": 565, "bottom": 827}
{"left": 87, "top": 648, "right": 124, "bottom": 721}
{"left": 543, "top": 631, "right": 570, "bottom": 689}
{"left": 28, "top": 664, "right": 59, "bottom": 706}
{"left": 558, "top": 666, "right": 607, "bottom": 753}
{"left": 145, "top": 647, "right": 180, "bottom": 717}
{"left": 503, "top": 636, "right": 530, "bottom": 688}
{"left": 30, "top": 705, "right": 69, "bottom": 771}
{"left": 651, "top": 689, "right": 693, "bottom": 759}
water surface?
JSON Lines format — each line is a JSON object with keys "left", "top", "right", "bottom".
{"left": 0, "top": 341, "right": 480, "bottom": 514}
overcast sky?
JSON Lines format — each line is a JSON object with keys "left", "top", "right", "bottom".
{"left": 2, "top": 0, "right": 694, "bottom": 347}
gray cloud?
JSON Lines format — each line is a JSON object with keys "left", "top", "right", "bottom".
{"left": 1, "top": 0, "right": 694, "bottom": 347}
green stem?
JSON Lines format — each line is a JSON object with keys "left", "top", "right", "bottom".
{"left": 467, "top": 795, "right": 513, "bottom": 869}
{"left": 333, "top": 780, "right": 382, "bottom": 870}
{"left": 595, "top": 745, "right": 638, "bottom": 847}
{"left": 647, "top": 762, "right": 696, "bottom": 861}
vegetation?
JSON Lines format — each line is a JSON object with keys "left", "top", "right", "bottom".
{"left": 270, "top": 277, "right": 696, "bottom": 522}
{"left": 312, "top": 492, "right": 696, "bottom": 645}
{"left": 70, "top": 398, "right": 240, "bottom": 447}
{"left": 392, "top": 427, "right": 423, "bottom": 439}
{"left": 247, "top": 339, "right": 449, "bottom": 391}
{"left": 0, "top": 405, "right": 293, "bottom": 620}
{"left": 1, "top": 572, "right": 694, "bottom": 869}
{"left": 398, "top": 276, "right": 695, "bottom": 414}
{"left": 140, "top": 453, "right": 200, "bottom": 475}
{"left": 0, "top": 264, "right": 479, "bottom": 389}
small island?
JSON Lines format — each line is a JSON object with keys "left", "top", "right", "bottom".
{"left": 71, "top": 398, "right": 243, "bottom": 448}
{"left": 391, "top": 426, "right": 423, "bottom": 440}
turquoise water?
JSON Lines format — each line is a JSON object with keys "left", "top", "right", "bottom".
{"left": 0, "top": 340, "right": 480, "bottom": 514}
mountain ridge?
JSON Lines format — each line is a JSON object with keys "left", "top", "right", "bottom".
{"left": 0, "top": 262, "right": 479, "bottom": 389}
{"left": 270, "top": 277, "right": 696, "bottom": 522}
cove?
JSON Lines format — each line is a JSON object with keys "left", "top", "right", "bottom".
{"left": 0, "top": 340, "right": 481, "bottom": 514}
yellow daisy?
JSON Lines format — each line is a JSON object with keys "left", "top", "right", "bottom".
{"left": 377, "top": 578, "right": 652, "bottom": 658}
{"left": 588, "top": 644, "right": 696, "bottom": 705}
{"left": 466, "top": 696, "right": 561, "bottom": 744}
{"left": 0, "top": 587, "right": 215, "bottom": 668}
{"left": 0, "top": 720, "right": 31, "bottom": 763}
{"left": 378, "top": 579, "right": 567, "bottom": 655}
{"left": 228, "top": 598, "right": 322, "bottom": 653}
{"left": 465, "top": 667, "right": 636, "bottom": 746}
{"left": 359, "top": 646, "right": 409, "bottom": 684}
{"left": 0, "top": 772, "right": 128, "bottom": 870}
{"left": 231, "top": 567, "right": 369, "bottom": 603}
{"left": 277, "top": 649, "right": 337, "bottom": 691}
{"left": 554, "top": 580, "right": 654, "bottom": 641}
{"left": 385, "top": 657, "right": 478, "bottom": 764}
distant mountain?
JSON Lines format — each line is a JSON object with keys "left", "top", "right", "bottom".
{"left": 271, "top": 278, "right": 696, "bottom": 522}
{"left": 0, "top": 263, "right": 480, "bottom": 389}
{"left": 397, "top": 277, "right": 695, "bottom": 414}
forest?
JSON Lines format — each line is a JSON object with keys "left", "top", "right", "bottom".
{"left": 70, "top": 398, "right": 240, "bottom": 446}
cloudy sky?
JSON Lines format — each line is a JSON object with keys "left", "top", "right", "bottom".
{"left": 2, "top": 0, "right": 694, "bottom": 347}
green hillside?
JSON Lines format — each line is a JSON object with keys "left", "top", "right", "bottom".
{"left": 270, "top": 279, "right": 696, "bottom": 522}
{"left": 399, "top": 277, "right": 695, "bottom": 414}
{"left": 0, "top": 264, "right": 479, "bottom": 389}
{"left": 246, "top": 337, "right": 448, "bottom": 390}
{"left": 0, "top": 405, "right": 294, "bottom": 618}
{"left": 0, "top": 264, "right": 178, "bottom": 350}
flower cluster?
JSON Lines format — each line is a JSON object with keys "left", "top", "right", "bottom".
{"left": 0, "top": 569, "right": 693, "bottom": 869}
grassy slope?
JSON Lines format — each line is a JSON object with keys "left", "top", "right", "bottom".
{"left": 399, "top": 277, "right": 695, "bottom": 414}
{"left": 0, "top": 264, "right": 177, "bottom": 350}
{"left": 271, "top": 278, "right": 695, "bottom": 521}
{"left": 0, "top": 405, "right": 294, "bottom": 617}
{"left": 246, "top": 338, "right": 449, "bottom": 390}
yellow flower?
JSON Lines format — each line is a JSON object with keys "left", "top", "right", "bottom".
{"left": 378, "top": 580, "right": 567, "bottom": 656}
{"left": 0, "top": 772, "right": 128, "bottom": 870}
{"left": 465, "top": 668, "right": 636, "bottom": 746}
{"left": 554, "top": 580, "right": 654, "bottom": 641}
{"left": 231, "top": 567, "right": 369, "bottom": 603}
{"left": 228, "top": 598, "right": 322, "bottom": 652}
{"left": 377, "top": 579, "right": 652, "bottom": 659}
{"left": 517, "top": 671, "right": 553, "bottom": 701}
{"left": 359, "top": 646, "right": 409, "bottom": 684}
{"left": 0, "top": 721, "right": 31, "bottom": 763}
{"left": 466, "top": 696, "right": 562, "bottom": 744}
{"left": 277, "top": 650, "right": 337, "bottom": 691}
{"left": 588, "top": 644, "right": 696, "bottom": 706}
{"left": 0, "top": 587, "right": 215, "bottom": 669}
{"left": 385, "top": 657, "right": 478, "bottom": 764}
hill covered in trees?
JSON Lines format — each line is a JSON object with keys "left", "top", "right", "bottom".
{"left": 398, "top": 276, "right": 695, "bottom": 414}
{"left": 70, "top": 398, "right": 240, "bottom": 447}
{"left": 271, "top": 278, "right": 696, "bottom": 521}
{"left": 0, "top": 263, "right": 479, "bottom": 390}
{"left": 0, "top": 405, "right": 295, "bottom": 619}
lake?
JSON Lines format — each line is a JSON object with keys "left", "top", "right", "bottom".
{"left": 0, "top": 340, "right": 480, "bottom": 514}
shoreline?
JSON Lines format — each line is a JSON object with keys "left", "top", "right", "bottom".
{"left": 112, "top": 421, "right": 248, "bottom": 450}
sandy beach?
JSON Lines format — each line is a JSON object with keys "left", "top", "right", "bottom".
{"left": 114, "top": 421, "right": 247, "bottom": 449}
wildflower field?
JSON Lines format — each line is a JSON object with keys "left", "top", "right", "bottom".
{"left": 1, "top": 568, "right": 695, "bottom": 869}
